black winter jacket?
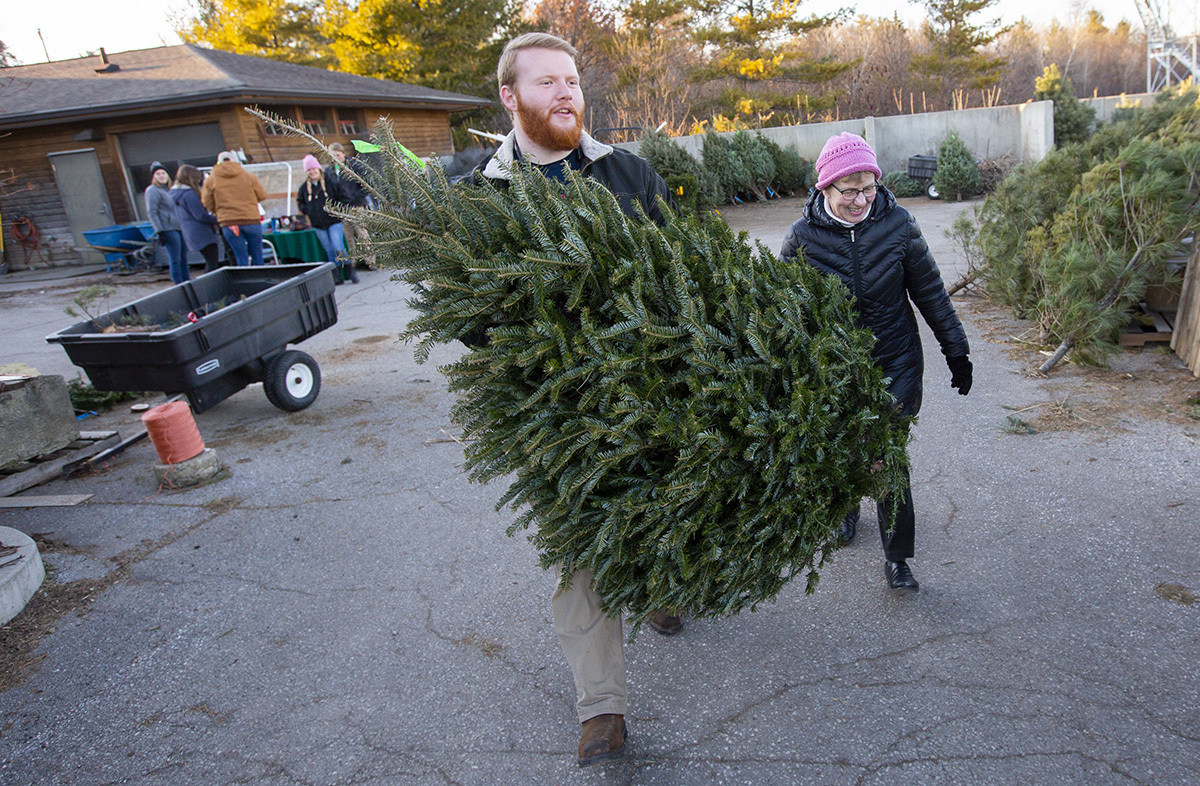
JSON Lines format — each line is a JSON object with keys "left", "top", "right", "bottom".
{"left": 296, "top": 179, "right": 341, "bottom": 230}
{"left": 473, "top": 131, "right": 674, "bottom": 227}
{"left": 460, "top": 132, "right": 674, "bottom": 348}
{"left": 780, "top": 186, "right": 968, "bottom": 416}
{"left": 325, "top": 160, "right": 369, "bottom": 208}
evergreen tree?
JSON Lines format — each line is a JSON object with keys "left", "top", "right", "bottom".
{"left": 932, "top": 131, "right": 983, "bottom": 202}
{"left": 176, "top": 0, "right": 334, "bottom": 67}
{"left": 911, "top": 0, "right": 1007, "bottom": 101}
{"left": 880, "top": 171, "right": 925, "bottom": 198}
{"left": 329, "top": 0, "right": 522, "bottom": 96}
{"left": 701, "top": 129, "right": 746, "bottom": 202}
{"left": 343, "top": 120, "right": 911, "bottom": 625}
{"left": 758, "top": 134, "right": 813, "bottom": 195}
{"left": 973, "top": 83, "right": 1200, "bottom": 370}
{"left": 1035, "top": 64, "right": 1097, "bottom": 148}
{"left": 729, "top": 131, "right": 775, "bottom": 198}
{"left": 638, "top": 131, "right": 722, "bottom": 212}
{"left": 689, "top": 0, "right": 852, "bottom": 125}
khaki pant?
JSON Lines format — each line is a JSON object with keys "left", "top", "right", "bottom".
{"left": 552, "top": 566, "right": 626, "bottom": 722}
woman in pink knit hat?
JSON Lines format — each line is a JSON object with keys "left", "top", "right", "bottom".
{"left": 297, "top": 153, "right": 358, "bottom": 284}
{"left": 780, "top": 132, "right": 973, "bottom": 593}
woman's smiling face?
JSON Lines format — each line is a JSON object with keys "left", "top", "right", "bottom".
{"left": 822, "top": 171, "right": 878, "bottom": 224}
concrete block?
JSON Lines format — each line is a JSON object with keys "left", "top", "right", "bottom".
{"left": 0, "top": 526, "right": 46, "bottom": 626}
{"left": 0, "top": 375, "right": 79, "bottom": 471}
{"left": 153, "top": 448, "right": 224, "bottom": 489}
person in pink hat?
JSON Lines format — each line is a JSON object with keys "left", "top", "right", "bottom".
{"left": 297, "top": 153, "right": 357, "bottom": 284}
{"left": 780, "top": 132, "right": 973, "bottom": 593}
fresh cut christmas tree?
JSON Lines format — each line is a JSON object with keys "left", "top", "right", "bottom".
{"left": 344, "top": 122, "right": 912, "bottom": 625}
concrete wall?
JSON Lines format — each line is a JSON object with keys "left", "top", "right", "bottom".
{"left": 1082, "top": 92, "right": 1158, "bottom": 124}
{"left": 617, "top": 100, "right": 1056, "bottom": 173}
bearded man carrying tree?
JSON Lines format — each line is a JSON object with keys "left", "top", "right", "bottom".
{"left": 467, "top": 32, "right": 677, "bottom": 767}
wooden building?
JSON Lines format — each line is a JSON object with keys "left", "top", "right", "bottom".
{"left": 0, "top": 45, "right": 490, "bottom": 269}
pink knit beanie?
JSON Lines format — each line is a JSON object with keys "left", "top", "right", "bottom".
{"left": 815, "top": 133, "right": 881, "bottom": 190}
{"left": 302, "top": 154, "right": 321, "bottom": 172}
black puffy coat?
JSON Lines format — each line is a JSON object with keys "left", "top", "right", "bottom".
{"left": 780, "top": 186, "right": 968, "bottom": 416}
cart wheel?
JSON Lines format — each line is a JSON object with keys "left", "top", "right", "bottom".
{"left": 925, "top": 180, "right": 941, "bottom": 200}
{"left": 264, "top": 350, "right": 321, "bottom": 411}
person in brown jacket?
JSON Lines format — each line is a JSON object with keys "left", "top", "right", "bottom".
{"left": 201, "top": 151, "right": 267, "bottom": 266}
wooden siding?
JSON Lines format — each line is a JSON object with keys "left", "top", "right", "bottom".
{"left": 2, "top": 104, "right": 457, "bottom": 269}
{"left": 1170, "top": 246, "right": 1200, "bottom": 378}
{"left": 0, "top": 107, "right": 239, "bottom": 269}
{"left": 239, "top": 106, "right": 455, "bottom": 162}
{"left": 1, "top": 124, "right": 116, "bottom": 269}
{"left": 363, "top": 109, "right": 454, "bottom": 159}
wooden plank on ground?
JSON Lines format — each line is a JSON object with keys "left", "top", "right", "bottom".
{"left": 1147, "top": 309, "right": 1173, "bottom": 333}
{"left": 0, "top": 433, "right": 121, "bottom": 497}
{"left": 1172, "top": 245, "right": 1200, "bottom": 376}
{"left": 0, "top": 494, "right": 93, "bottom": 508}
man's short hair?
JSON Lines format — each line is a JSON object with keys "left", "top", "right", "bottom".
{"left": 496, "top": 33, "right": 578, "bottom": 91}
{"left": 329, "top": 142, "right": 345, "bottom": 153}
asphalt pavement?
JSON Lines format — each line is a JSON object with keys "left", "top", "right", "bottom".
{"left": 0, "top": 197, "right": 1197, "bottom": 785}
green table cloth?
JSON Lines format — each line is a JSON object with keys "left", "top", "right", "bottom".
{"left": 265, "top": 229, "right": 328, "bottom": 264}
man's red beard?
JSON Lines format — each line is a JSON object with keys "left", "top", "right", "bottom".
{"left": 514, "top": 93, "right": 585, "bottom": 152}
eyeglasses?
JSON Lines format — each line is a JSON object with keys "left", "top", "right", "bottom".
{"left": 829, "top": 183, "right": 878, "bottom": 201}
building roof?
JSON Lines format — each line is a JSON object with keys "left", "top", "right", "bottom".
{"left": 0, "top": 44, "right": 491, "bottom": 129}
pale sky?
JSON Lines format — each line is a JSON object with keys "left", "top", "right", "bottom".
{"left": 0, "top": 0, "right": 1189, "bottom": 66}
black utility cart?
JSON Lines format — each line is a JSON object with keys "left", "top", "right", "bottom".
{"left": 907, "top": 155, "right": 940, "bottom": 199}
{"left": 48, "top": 263, "right": 338, "bottom": 413}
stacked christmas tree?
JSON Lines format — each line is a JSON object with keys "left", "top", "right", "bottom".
{"left": 351, "top": 124, "right": 910, "bottom": 624}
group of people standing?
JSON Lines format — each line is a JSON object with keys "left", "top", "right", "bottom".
{"left": 141, "top": 145, "right": 370, "bottom": 285}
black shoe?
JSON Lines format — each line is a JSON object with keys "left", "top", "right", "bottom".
{"left": 840, "top": 509, "right": 859, "bottom": 544}
{"left": 885, "top": 560, "right": 919, "bottom": 593}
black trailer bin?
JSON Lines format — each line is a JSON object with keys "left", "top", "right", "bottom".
{"left": 47, "top": 263, "right": 338, "bottom": 413}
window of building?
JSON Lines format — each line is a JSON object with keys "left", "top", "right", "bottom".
{"left": 259, "top": 105, "right": 297, "bottom": 136}
{"left": 332, "top": 109, "right": 365, "bottom": 136}
{"left": 299, "top": 106, "right": 332, "bottom": 135}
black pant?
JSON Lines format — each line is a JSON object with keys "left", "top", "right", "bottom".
{"left": 877, "top": 466, "right": 915, "bottom": 561}
{"left": 198, "top": 243, "right": 220, "bottom": 273}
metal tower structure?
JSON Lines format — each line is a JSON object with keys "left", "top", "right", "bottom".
{"left": 1135, "top": 0, "right": 1200, "bottom": 91}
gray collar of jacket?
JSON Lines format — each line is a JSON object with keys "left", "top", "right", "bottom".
{"left": 481, "top": 130, "right": 613, "bottom": 181}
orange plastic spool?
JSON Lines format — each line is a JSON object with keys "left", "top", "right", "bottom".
{"left": 141, "top": 401, "right": 206, "bottom": 464}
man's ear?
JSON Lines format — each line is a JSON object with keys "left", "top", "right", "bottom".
{"left": 500, "top": 85, "right": 518, "bottom": 114}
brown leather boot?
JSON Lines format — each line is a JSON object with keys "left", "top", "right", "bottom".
{"left": 648, "top": 608, "right": 683, "bottom": 636}
{"left": 578, "top": 713, "right": 626, "bottom": 767}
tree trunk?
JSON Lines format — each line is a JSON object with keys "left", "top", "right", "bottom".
{"left": 1039, "top": 336, "right": 1075, "bottom": 374}
{"left": 946, "top": 267, "right": 982, "bottom": 296}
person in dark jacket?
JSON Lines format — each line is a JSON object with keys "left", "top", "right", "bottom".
{"left": 171, "top": 165, "right": 222, "bottom": 274}
{"left": 470, "top": 33, "right": 675, "bottom": 769}
{"left": 144, "top": 161, "right": 188, "bottom": 283}
{"left": 297, "top": 154, "right": 357, "bottom": 284}
{"left": 326, "top": 142, "right": 374, "bottom": 269}
{"left": 780, "top": 132, "right": 973, "bottom": 594}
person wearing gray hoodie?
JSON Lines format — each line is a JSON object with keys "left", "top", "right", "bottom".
{"left": 144, "top": 161, "right": 189, "bottom": 283}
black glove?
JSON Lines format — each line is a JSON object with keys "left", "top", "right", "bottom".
{"left": 947, "top": 354, "right": 972, "bottom": 396}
